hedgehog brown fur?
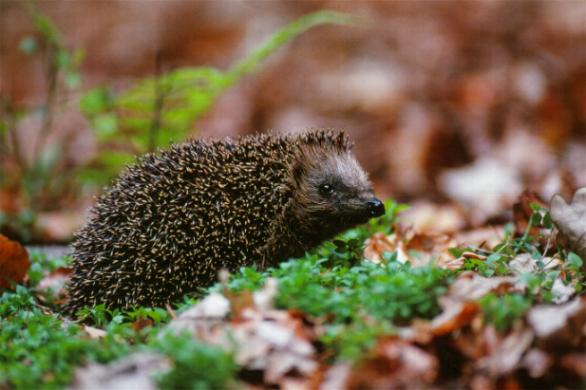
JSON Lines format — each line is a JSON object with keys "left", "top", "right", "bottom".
{"left": 65, "top": 130, "right": 385, "bottom": 313}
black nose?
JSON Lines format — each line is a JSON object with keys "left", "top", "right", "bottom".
{"left": 367, "top": 198, "right": 385, "bottom": 217}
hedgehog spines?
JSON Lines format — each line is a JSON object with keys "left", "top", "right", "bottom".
{"left": 66, "top": 129, "right": 379, "bottom": 313}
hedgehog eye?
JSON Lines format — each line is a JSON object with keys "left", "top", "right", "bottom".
{"left": 318, "top": 183, "right": 334, "bottom": 198}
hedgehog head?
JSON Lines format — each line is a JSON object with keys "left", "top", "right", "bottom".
{"left": 289, "top": 130, "right": 385, "bottom": 239}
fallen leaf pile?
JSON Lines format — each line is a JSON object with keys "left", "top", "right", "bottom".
{"left": 0, "top": 189, "right": 573, "bottom": 388}
{"left": 75, "top": 273, "right": 584, "bottom": 389}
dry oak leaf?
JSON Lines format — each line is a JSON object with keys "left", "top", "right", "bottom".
{"left": 475, "top": 327, "right": 534, "bottom": 376}
{"left": 527, "top": 295, "right": 586, "bottom": 345}
{"left": 363, "top": 232, "right": 404, "bottom": 264}
{"left": 72, "top": 352, "right": 169, "bottom": 390}
{"left": 551, "top": 187, "right": 586, "bottom": 261}
{"left": 398, "top": 301, "right": 480, "bottom": 345}
{"left": 364, "top": 229, "right": 457, "bottom": 267}
{"left": 439, "top": 272, "right": 522, "bottom": 307}
{"left": 399, "top": 201, "right": 466, "bottom": 234}
{"left": 82, "top": 325, "right": 107, "bottom": 339}
{"left": 0, "top": 234, "right": 30, "bottom": 290}
{"left": 35, "top": 266, "right": 72, "bottom": 304}
{"left": 165, "top": 279, "right": 317, "bottom": 387}
{"left": 347, "top": 338, "right": 438, "bottom": 389}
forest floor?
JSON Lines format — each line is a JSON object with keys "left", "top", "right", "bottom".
{"left": 1, "top": 193, "right": 585, "bottom": 389}
{"left": 1, "top": 3, "right": 585, "bottom": 389}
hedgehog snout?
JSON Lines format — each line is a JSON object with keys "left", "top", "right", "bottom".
{"left": 366, "top": 198, "right": 385, "bottom": 217}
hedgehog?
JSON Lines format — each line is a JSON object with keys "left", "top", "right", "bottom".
{"left": 65, "top": 130, "right": 385, "bottom": 313}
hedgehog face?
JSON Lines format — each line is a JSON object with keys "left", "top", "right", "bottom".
{"left": 293, "top": 150, "right": 385, "bottom": 232}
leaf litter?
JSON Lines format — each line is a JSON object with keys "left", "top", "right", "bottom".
{"left": 63, "top": 188, "right": 586, "bottom": 389}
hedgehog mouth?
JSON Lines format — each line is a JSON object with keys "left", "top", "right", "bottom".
{"left": 340, "top": 212, "right": 372, "bottom": 226}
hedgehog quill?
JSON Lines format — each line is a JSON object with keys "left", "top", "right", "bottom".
{"left": 66, "top": 130, "right": 385, "bottom": 312}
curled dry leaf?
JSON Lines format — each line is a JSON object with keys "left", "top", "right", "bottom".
{"left": 550, "top": 277, "right": 576, "bottom": 304}
{"left": 363, "top": 232, "right": 408, "bottom": 264}
{"left": 527, "top": 295, "right": 586, "bottom": 345}
{"left": 164, "top": 279, "right": 317, "bottom": 387}
{"left": 508, "top": 253, "right": 562, "bottom": 275}
{"left": 0, "top": 234, "right": 30, "bottom": 290}
{"left": 406, "top": 232, "right": 455, "bottom": 267}
{"left": 35, "top": 266, "right": 72, "bottom": 303}
{"left": 439, "top": 157, "right": 522, "bottom": 225}
{"left": 253, "top": 277, "right": 278, "bottom": 312}
{"left": 132, "top": 317, "right": 154, "bottom": 332}
{"left": 347, "top": 338, "right": 438, "bottom": 389}
{"left": 431, "top": 301, "right": 480, "bottom": 336}
{"left": 71, "top": 352, "right": 168, "bottom": 390}
{"left": 364, "top": 229, "right": 457, "bottom": 267}
{"left": 520, "top": 348, "right": 552, "bottom": 378}
{"left": 550, "top": 187, "right": 586, "bottom": 261}
{"left": 560, "top": 353, "right": 586, "bottom": 377}
{"left": 36, "top": 211, "right": 86, "bottom": 242}
{"left": 224, "top": 309, "right": 316, "bottom": 386}
{"left": 165, "top": 292, "right": 230, "bottom": 339}
{"left": 452, "top": 225, "right": 506, "bottom": 250}
{"left": 475, "top": 328, "right": 534, "bottom": 376}
{"left": 399, "top": 201, "right": 466, "bottom": 234}
{"left": 83, "top": 325, "right": 108, "bottom": 339}
{"left": 399, "top": 301, "right": 481, "bottom": 345}
{"left": 440, "top": 272, "right": 521, "bottom": 307}
{"left": 319, "top": 363, "right": 351, "bottom": 390}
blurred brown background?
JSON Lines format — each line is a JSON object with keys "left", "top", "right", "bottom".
{"left": 0, "top": 0, "right": 585, "bottom": 242}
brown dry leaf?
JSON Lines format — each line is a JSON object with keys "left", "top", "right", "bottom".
{"left": 440, "top": 272, "right": 522, "bottom": 307}
{"left": 431, "top": 301, "right": 480, "bottom": 336}
{"left": 399, "top": 301, "right": 481, "bottom": 345}
{"left": 453, "top": 325, "right": 491, "bottom": 361}
{"left": 165, "top": 292, "right": 230, "bottom": 338}
{"left": 252, "top": 277, "right": 278, "bottom": 312}
{"left": 520, "top": 348, "right": 552, "bottom": 378}
{"left": 452, "top": 225, "right": 506, "bottom": 250}
{"left": 227, "top": 309, "right": 316, "bottom": 386}
{"left": 438, "top": 157, "right": 522, "bottom": 225}
{"left": 224, "top": 288, "right": 255, "bottom": 320}
{"left": 35, "top": 266, "right": 72, "bottom": 303}
{"left": 347, "top": 338, "right": 438, "bottom": 389}
{"left": 560, "top": 353, "right": 586, "bottom": 377}
{"left": 71, "top": 352, "right": 169, "bottom": 390}
{"left": 550, "top": 187, "right": 586, "bottom": 261}
{"left": 364, "top": 228, "right": 458, "bottom": 268}
{"left": 509, "top": 253, "right": 558, "bottom": 275}
{"left": 83, "top": 325, "right": 107, "bottom": 339}
{"left": 319, "top": 363, "right": 351, "bottom": 390}
{"left": 475, "top": 327, "right": 534, "bottom": 376}
{"left": 0, "top": 233, "right": 30, "bottom": 290}
{"left": 165, "top": 279, "right": 317, "bottom": 387}
{"left": 399, "top": 201, "right": 467, "bottom": 234}
{"left": 0, "top": 187, "right": 21, "bottom": 214}
{"left": 549, "top": 277, "right": 576, "bottom": 304}
{"left": 36, "top": 211, "right": 86, "bottom": 242}
{"left": 527, "top": 295, "right": 586, "bottom": 345}
{"left": 363, "top": 232, "right": 408, "bottom": 264}
{"left": 132, "top": 317, "right": 154, "bottom": 332}
{"left": 406, "top": 232, "right": 456, "bottom": 267}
